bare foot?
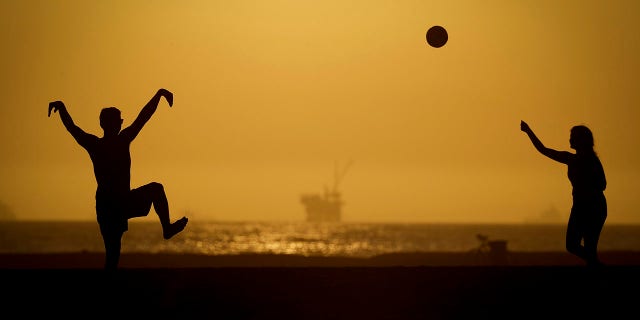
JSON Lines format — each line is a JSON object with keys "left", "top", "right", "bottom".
{"left": 163, "top": 217, "right": 188, "bottom": 239}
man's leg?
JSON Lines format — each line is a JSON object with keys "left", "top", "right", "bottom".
{"left": 129, "top": 182, "right": 188, "bottom": 239}
{"left": 100, "top": 226, "right": 123, "bottom": 271}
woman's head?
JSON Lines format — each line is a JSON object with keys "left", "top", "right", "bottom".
{"left": 569, "top": 125, "right": 594, "bottom": 151}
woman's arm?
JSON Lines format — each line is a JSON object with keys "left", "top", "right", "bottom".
{"left": 521, "top": 120, "right": 572, "bottom": 164}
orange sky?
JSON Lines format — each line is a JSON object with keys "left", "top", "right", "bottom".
{"left": 1, "top": 0, "right": 639, "bottom": 223}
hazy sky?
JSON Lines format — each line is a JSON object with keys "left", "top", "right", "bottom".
{"left": 1, "top": 0, "right": 639, "bottom": 223}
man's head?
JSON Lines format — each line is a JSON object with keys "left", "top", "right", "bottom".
{"left": 100, "top": 107, "right": 123, "bottom": 136}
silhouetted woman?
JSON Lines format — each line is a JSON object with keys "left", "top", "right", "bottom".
{"left": 521, "top": 120, "right": 607, "bottom": 267}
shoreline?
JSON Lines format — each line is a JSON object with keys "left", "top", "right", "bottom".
{"left": 2, "top": 264, "right": 638, "bottom": 319}
{"left": 2, "top": 250, "right": 640, "bottom": 268}
{"left": 2, "top": 251, "right": 639, "bottom": 319}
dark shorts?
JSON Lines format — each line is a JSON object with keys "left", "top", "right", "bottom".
{"left": 568, "top": 192, "right": 607, "bottom": 234}
{"left": 96, "top": 186, "right": 154, "bottom": 234}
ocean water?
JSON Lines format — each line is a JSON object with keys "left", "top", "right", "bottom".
{"left": 1, "top": 221, "right": 639, "bottom": 257}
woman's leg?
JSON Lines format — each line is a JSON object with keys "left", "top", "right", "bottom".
{"left": 566, "top": 205, "right": 587, "bottom": 261}
{"left": 583, "top": 196, "right": 607, "bottom": 266}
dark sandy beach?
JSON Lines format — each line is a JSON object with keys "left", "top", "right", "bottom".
{"left": 2, "top": 252, "right": 639, "bottom": 319}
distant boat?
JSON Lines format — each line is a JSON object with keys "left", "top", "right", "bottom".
{"left": 0, "top": 201, "right": 16, "bottom": 221}
{"left": 523, "top": 204, "right": 565, "bottom": 224}
{"left": 300, "top": 161, "right": 352, "bottom": 223}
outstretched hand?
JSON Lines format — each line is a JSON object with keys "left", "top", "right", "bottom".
{"left": 158, "top": 89, "right": 173, "bottom": 107}
{"left": 520, "top": 120, "right": 531, "bottom": 133}
{"left": 48, "top": 101, "right": 65, "bottom": 117}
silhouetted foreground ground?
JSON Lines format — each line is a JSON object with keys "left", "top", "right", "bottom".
{"left": 2, "top": 252, "right": 639, "bottom": 319}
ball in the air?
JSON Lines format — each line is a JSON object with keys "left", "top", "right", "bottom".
{"left": 426, "top": 25, "right": 448, "bottom": 48}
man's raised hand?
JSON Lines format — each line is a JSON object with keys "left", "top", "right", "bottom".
{"left": 158, "top": 89, "right": 173, "bottom": 107}
{"left": 48, "top": 101, "right": 65, "bottom": 117}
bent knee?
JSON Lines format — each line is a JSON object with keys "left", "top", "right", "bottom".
{"left": 148, "top": 182, "right": 164, "bottom": 191}
{"left": 566, "top": 243, "right": 580, "bottom": 254}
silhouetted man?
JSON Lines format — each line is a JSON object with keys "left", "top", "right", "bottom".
{"left": 49, "top": 88, "right": 188, "bottom": 271}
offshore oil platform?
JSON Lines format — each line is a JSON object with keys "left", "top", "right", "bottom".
{"left": 300, "top": 161, "right": 352, "bottom": 223}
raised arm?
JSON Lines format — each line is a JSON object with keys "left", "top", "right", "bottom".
{"left": 48, "top": 101, "right": 94, "bottom": 147}
{"left": 520, "top": 120, "right": 571, "bottom": 164}
{"left": 121, "top": 88, "right": 173, "bottom": 140}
